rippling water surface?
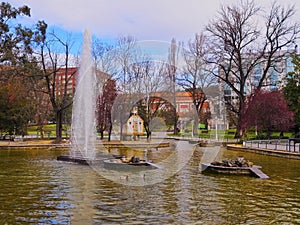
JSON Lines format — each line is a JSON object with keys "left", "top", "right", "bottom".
{"left": 0, "top": 145, "right": 300, "bottom": 225}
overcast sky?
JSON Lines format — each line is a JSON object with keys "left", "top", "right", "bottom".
{"left": 8, "top": 0, "right": 300, "bottom": 42}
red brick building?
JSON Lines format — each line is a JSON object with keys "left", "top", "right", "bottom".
{"left": 54, "top": 67, "right": 110, "bottom": 96}
{"left": 55, "top": 67, "right": 77, "bottom": 96}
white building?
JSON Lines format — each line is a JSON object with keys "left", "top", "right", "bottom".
{"left": 125, "top": 106, "right": 144, "bottom": 139}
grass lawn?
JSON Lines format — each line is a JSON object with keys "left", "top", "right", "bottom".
{"left": 27, "top": 124, "right": 70, "bottom": 138}
{"left": 26, "top": 124, "right": 295, "bottom": 141}
{"left": 169, "top": 128, "right": 294, "bottom": 140}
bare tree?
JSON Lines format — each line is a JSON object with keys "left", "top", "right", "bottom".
{"left": 113, "top": 35, "right": 137, "bottom": 140}
{"left": 36, "top": 30, "right": 77, "bottom": 142}
{"left": 206, "top": 0, "right": 300, "bottom": 137}
{"left": 92, "top": 39, "right": 117, "bottom": 77}
{"left": 115, "top": 35, "right": 137, "bottom": 91}
{"left": 97, "top": 79, "right": 117, "bottom": 141}
{"left": 179, "top": 33, "right": 217, "bottom": 135}
{"left": 128, "top": 58, "right": 168, "bottom": 139}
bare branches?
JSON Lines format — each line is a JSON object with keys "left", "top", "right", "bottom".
{"left": 92, "top": 39, "right": 117, "bottom": 77}
{"left": 207, "top": 0, "right": 259, "bottom": 54}
{"left": 34, "top": 29, "right": 78, "bottom": 141}
{"left": 177, "top": 33, "right": 217, "bottom": 135}
{"left": 205, "top": 0, "right": 300, "bottom": 136}
{"left": 265, "top": 2, "right": 299, "bottom": 51}
{"left": 258, "top": 2, "right": 300, "bottom": 88}
{"left": 180, "top": 33, "right": 217, "bottom": 113}
{"left": 181, "top": 33, "right": 217, "bottom": 90}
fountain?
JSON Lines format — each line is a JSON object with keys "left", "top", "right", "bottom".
{"left": 57, "top": 29, "right": 99, "bottom": 164}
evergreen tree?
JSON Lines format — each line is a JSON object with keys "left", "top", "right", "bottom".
{"left": 283, "top": 54, "right": 300, "bottom": 135}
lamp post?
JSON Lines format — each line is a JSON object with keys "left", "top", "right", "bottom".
{"left": 215, "top": 116, "right": 218, "bottom": 141}
{"left": 191, "top": 120, "right": 194, "bottom": 138}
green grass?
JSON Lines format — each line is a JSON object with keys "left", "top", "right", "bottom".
{"left": 169, "top": 129, "right": 236, "bottom": 139}
{"left": 244, "top": 130, "right": 293, "bottom": 140}
{"left": 26, "top": 124, "right": 295, "bottom": 140}
{"left": 27, "top": 124, "right": 70, "bottom": 138}
{"left": 170, "top": 128, "right": 294, "bottom": 140}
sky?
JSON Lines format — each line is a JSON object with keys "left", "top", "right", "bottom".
{"left": 7, "top": 0, "right": 300, "bottom": 54}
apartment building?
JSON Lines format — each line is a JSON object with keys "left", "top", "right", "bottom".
{"left": 55, "top": 67, "right": 110, "bottom": 96}
{"left": 222, "top": 50, "right": 297, "bottom": 101}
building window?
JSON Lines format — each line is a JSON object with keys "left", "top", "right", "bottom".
{"left": 179, "top": 104, "right": 189, "bottom": 112}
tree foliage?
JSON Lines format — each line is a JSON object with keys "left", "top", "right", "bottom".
{"left": 137, "top": 96, "right": 177, "bottom": 139}
{"left": 155, "top": 101, "right": 178, "bottom": 131}
{"left": 0, "top": 77, "right": 35, "bottom": 135}
{"left": 283, "top": 54, "right": 300, "bottom": 133}
{"left": 240, "top": 90, "right": 294, "bottom": 136}
{"left": 97, "top": 79, "right": 117, "bottom": 140}
{"left": 0, "top": 2, "right": 47, "bottom": 137}
{"left": 0, "top": 2, "right": 46, "bottom": 66}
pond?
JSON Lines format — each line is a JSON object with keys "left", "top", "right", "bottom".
{"left": 0, "top": 142, "right": 299, "bottom": 224}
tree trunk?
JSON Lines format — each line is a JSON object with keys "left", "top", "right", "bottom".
{"left": 120, "top": 116, "right": 124, "bottom": 141}
{"left": 193, "top": 119, "right": 199, "bottom": 137}
{"left": 39, "top": 125, "right": 44, "bottom": 139}
{"left": 173, "top": 87, "right": 178, "bottom": 135}
{"left": 173, "top": 110, "right": 178, "bottom": 135}
{"left": 56, "top": 110, "right": 63, "bottom": 143}
{"left": 144, "top": 122, "right": 151, "bottom": 141}
{"left": 146, "top": 131, "right": 151, "bottom": 140}
{"left": 235, "top": 96, "right": 246, "bottom": 138}
{"left": 235, "top": 113, "right": 243, "bottom": 139}
{"left": 108, "top": 123, "right": 112, "bottom": 141}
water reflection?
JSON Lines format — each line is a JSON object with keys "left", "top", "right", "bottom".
{"left": 0, "top": 146, "right": 299, "bottom": 224}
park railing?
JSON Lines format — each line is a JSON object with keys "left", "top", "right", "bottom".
{"left": 243, "top": 139, "right": 300, "bottom": 152}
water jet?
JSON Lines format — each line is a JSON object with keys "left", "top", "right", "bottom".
{"left": 57, "top": 29, "right": 99, "bottom": 165}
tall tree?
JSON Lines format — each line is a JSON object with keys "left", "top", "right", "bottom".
{"left": 180, "top": 33, "right": 217, "bottom": 135}
{"left": 206, "top": 0, "right": 300, "bottom": 137}
{"left": 127, "top": 58, "right": 168, "bottom": 139}
{"left": 36, "top": 30, "right": 77, "bottom": 142}
{"left": 283, "top": 54, "right": 300, "bottom": 135}
{"left": 0, "top": 2, "right": 47, "bottom": 137}
{"left": 115, "top": 35, "right": 137, "bottom": 140}
{"left": 116, "top": 35, "right": 137, "bottom": 90}
{"left": 97, "top": 79, "right": 117, "bottom": 141}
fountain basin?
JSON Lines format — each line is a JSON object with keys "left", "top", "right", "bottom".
{"left": 201, "top": 163, "right": 269, "bottom": 179}
{"left": 103, "top": 158, "right": 159, "bottom": 170}
{"left": 57, "top": 155, "right": 102, "bottom": 165}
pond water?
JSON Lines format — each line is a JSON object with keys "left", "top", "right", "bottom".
{"left": 0, "top": 143, "right": 299, "bottom": 225}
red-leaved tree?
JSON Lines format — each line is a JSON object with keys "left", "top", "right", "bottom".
{"left": 240, "top": 90, "right": 294, "bottom": 138}
{"left": 97, "top": 79, "right": 117, "bottom": 141}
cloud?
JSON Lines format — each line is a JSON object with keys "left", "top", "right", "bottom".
{"left": 7, "top": 0, "right": 300, "bottom": 43}
{"left": 8, "top": 0, "right": 233, "bottom": 41}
